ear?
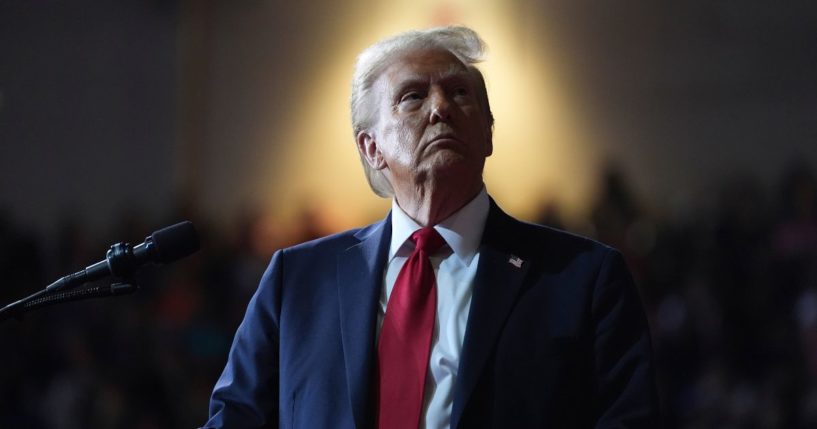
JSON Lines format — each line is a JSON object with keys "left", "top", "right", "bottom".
{"left": 356, "top": 131, "right": 387, "bottom": 170}
{"left": 483, "top": 120, "right": 494, "bottom": 157}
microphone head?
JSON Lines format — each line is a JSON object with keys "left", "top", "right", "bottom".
{"left": 150, "top": 221, "right": 200, "bottom": 264}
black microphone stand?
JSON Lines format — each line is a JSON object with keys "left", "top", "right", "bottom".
{"left": 0, "top": 242, "right": 142, "bottom": 323}
{"left": 0, "top": 282, "right": 139, "bottom": 323}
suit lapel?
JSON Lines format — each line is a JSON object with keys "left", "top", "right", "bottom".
{"left": 337, "top": 215, "right": 391, "bottom": 429}
{"left": 451, "top": 202, "right": 530, "bottom": 429}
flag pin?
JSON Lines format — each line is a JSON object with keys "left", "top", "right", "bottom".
{"left": 508, "top": 255, "right": 524, "bottom": 268}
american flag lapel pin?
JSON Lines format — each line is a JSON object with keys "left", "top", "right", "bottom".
{"left": 508, "top": 255, "right": 524, "bottom": 268}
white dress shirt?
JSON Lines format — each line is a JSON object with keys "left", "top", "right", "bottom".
{"left": 378, "top": 188, "right": 489, "bottom": 429}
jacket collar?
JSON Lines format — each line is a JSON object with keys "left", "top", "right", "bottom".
{"left": 450, "top": 199, "right": 531, "bottom": 429}
{"left": 337, "top": 214, "right": 391, "bottom": 429}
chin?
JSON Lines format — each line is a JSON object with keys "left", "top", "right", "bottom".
{"left": 430, "top": 159, "right": 482, "bottom": 182}
{"left": 426, "top": 152, "right": 466, "bottom": 171}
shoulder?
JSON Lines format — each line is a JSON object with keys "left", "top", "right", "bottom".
{"left": 485, "top": 200, "right": 616, "bottom": 269}
{"left": 275, "top": 217, "right": 387, "bottom": 260}
{"left": 255, "top": 218, "right": 386, "bottom": 293}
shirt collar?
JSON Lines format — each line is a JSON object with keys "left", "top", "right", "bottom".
{"left": 389, "top": 187, "right": 489, "bottom": 267}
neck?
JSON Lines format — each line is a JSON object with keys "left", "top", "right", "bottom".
{"left": 393, "top": 180, "right": 483, "bottom": 226}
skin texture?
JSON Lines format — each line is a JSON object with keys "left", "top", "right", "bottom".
{"left": 356, "top": 49, "right": 493, "bottom": 226}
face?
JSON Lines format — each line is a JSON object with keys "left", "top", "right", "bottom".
{"left": 358, "top": 49, "right": 493, "bottom": 194}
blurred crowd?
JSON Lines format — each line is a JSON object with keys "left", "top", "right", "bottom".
{"left": 0, "top": 160, "right": 815, "bottom": 428}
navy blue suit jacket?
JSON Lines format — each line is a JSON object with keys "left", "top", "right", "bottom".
{"left": 203, "top": 201, "right": 659, "bottom": 428}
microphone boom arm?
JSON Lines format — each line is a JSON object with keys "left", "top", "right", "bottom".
{"left": 0, "top": 282, "right": 138, "bottom": 323}
{"left": 0, "top": 220, "right": 199, "bottom": 323}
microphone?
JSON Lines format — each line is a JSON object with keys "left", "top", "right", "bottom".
{"left": 45, "top": 221, "right": 200, "bottom": 292}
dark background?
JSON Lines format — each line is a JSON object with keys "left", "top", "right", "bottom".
{"left": 1, "top": 1, "right": 816, "bottom": 427}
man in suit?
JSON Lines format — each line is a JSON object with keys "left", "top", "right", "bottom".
{"left": 203, "top": 26, "right": 659, "bottom": 428}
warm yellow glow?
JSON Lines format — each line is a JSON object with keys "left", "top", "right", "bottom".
{"left": 260, "top": 0, "right": 599, "bottom": 232}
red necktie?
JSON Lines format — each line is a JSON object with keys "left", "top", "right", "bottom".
{"left": 377, "top": 227, "right": 445, "bottom": 429}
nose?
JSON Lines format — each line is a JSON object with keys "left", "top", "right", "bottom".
{"left": 428, "top": 89, "right": 451, "bottom": 124}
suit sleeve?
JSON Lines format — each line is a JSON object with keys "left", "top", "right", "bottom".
{"left": 201, "top": 250, "right": 284, "bottom": 429}
{"left": 591, "top": 249, "right": 660, "bottom": 428}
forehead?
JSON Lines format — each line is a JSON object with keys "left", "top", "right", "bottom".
{"left": 378, "top": 49, "right": 471, "bottom": 90}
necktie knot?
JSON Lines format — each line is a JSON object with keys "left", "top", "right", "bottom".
{"left": 411, "top": 227, "right": 445, "bottom": 254}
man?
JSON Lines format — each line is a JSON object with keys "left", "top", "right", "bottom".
{"left": 203, "top": 26, "right": 659, "bottom": 428}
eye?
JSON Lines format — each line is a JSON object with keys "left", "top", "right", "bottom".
{"left": 400, "top": 91, "right": 424, "bottom": 103}
{"left": 453, "top": 86, "right": 469, "bottom": 97}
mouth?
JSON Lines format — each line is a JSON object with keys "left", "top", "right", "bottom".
{"left": 427, "top": 135, "right": 462, "bottom": 148}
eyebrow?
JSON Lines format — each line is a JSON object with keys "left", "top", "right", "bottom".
{"left": 390, "top": 67, "right": 472, "bottom": 97}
